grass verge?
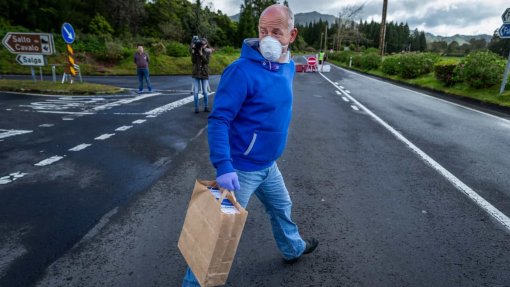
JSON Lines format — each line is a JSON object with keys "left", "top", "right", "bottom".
{"left": 0, "top": 79, "right": 124, "bottom": 95}
{"left": 331, "top": 60, "right": 510, "bottom": 108}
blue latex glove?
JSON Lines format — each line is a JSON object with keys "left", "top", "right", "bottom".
{"left": 216, "top": 172, "right": 241, "bottom": 191}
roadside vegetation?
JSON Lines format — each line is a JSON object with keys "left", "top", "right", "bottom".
{"left": 328, "top": 49, "right": 510, "bottom": 107}
{"left": 0, "top": 79, "right": 123, "bottom": 95}
{"left": 1, "top": 0, "right": 509, "bottom": 105}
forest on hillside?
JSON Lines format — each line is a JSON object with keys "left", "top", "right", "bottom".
{"left": 1, "top": 0, "right": 508, "bottom": 56}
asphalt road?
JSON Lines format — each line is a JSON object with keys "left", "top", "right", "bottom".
{"left": 1, "top": 66, "right": 510, "bottom": 287}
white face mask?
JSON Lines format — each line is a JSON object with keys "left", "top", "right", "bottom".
{"left": 259, "top": 36, "right": 288, "bottom": 62}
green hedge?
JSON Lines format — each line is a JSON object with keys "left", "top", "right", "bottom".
{"left": 381, "top": 55, "right": 400, "bottom": 75}
{"left": 454, "top": 51, "right": 505, "bottom": 89}
{"left": 434, "top": 60, "right": 459, "bottom": 86}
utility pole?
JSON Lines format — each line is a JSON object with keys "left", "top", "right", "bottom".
{"left": 319, "top": 32, "right": 324, "bottom": 51}
{"left": 324, "top": 25, "right": 328, "bottom": 51}
{"left": 379, "top": 0, "right": 388, "bottom": 56}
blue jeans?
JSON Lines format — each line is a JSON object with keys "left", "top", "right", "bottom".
{"left": 192, "top": 78, "right": 209, "bottom": 110}
{"left": 137, "top": 68, "right": 152, "bottom": 92}
{"left": 182, "top": 163, "right": 306, "bottom": 286}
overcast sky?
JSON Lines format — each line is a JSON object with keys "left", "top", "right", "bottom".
{"left": 207, "top": 0, "right": 506, "bottom": 36}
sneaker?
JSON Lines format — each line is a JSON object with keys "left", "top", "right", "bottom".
{"left": 283, "top": 237, "right": 318, "bottom": 264}
{"left": 148, "top": 88, "right": 152, "bottom": 92}
{"left": 204, "top": 107, "right": 210, "bottom": 112}
{"left": 137, "top": 90, "right": 143, "bottom": 94}
{"left": 194, "top": 109, "right": 199, "bottom": 114}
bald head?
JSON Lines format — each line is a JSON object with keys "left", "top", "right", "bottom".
{"left": 260, "top": 4, "right": 294, "bottom": 31}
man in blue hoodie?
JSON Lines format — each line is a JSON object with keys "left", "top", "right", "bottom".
{"left": 182, "top": 4, "right": 318, "bottom": 286}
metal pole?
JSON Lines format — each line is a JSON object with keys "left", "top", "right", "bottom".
{"left": 379, "top": 0, "right": 388, "bottom": 56}
{"left": 324, "top": 25, "right": 328, "bottom": 51}
{"left": 39, "top": 66, "right": 43, "bottom": 81}
{"left": 31, "top": 67, "right": 36, "bottom": 82}
{"left": 52, "top": 65, "right": 56, "bottom": 83}
{"left": 500, "top": 50, "right": 510, "bottom": 95}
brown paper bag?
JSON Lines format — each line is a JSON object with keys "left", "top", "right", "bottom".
{"left": 178, "top": 180, "right": 248, "bottom": 287}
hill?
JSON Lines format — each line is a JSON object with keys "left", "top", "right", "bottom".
{"left": 425, "top": 33, "right": 492, "bottom": 45}
{"left": 230, "top": 11, "right": 336, "bottom": 26}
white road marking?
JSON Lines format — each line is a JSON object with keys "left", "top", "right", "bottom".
{"left": 34, "top": 156, "right": 65, "bottom": 166}
{"left": 95, "top": 133, "right": 115, "bottom": 140}
{"left": 39, "top": 124, "right": 54, "bottom": 128}
{"left": 62, "top": 117, "right": 74, "bottom": 121}
{"left": 330, "top": 63, "right": 510, "bottom": 125}
{"left": 342, "top": 97, "right": 350, "bottom": 102}
{"left": 37, "top": 111, "right": 93, "bottom": 115}
{"left": 115, "top": 126, "right": 132, "bottom": 131}
{"left": 345, "top": 90, "right": 351, "bottom": 94}
{"left": 0, "top": 172, "right": 28, "bottom": 185}
{"left": 132, "top": 119, "right": 146, "bottom": 124}
{"left": 0, "top": 129, "right": 32, "bottom": 139}
{"left": 335, "top": 91, "right": 341, "bottom": 95}
{"left": 69, "top": 144, "right": 91, "bottom": 151}
{"left": 144, "top": 92, "right": 215, "bottom": 118}
{"left": 319, "top": 71, "right": 510, "bottom": 232}
{"left": 92, "top": 93, "right": 160, "bottom": 111}
{"left": 351, "top": 105, "right": 360, "bottom": 111}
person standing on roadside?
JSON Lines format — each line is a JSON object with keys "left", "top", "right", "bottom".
{"left": 134, "top": 44, "right": 152, "bottom": 93}
{"left": 190, "top": 37, "right": 211, "bottom": 113}
{"left": 182, "top": 4, "right": 318, "bottom": 286}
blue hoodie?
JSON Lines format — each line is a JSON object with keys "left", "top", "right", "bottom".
{"left": 208, "top": 38, "right": 295, "bottom": 176}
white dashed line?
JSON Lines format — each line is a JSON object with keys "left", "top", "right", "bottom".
{"left": 144, "top": 92, "right": 215, "bottom": 118}
{"left": 0, "top": 129, "right": 33, "bottom": 139}
{"left": 34, "top": 156, "right": 65, "bottom": 166}
{"left": 115, "top": 126, "right": 132, "bottom": 131}
{"left": 0, "top": 172, "right": 28, "bottom": 185}
{"left": 342, "top": 97, "right": 349, "bottom": 102}
{"left": 95, "top": 134, "right": 115, "bottom": 140}
{"left": 39, "top": 124, "right": 54, "bottom": 128}
{"left": 319, "top": 71, "right": 510, "bottom": 232}
{"left": 351, "top": 105, "right": 360, "bottom": 111}
{"left": 335, "top": 91, "right": 341, "bottom": 95}
{"left": 345, "top": 90, "right": 351, "bottom": 94}
{"left": 132, "top": 119, "right": 146, "bottom": 124}
{"left": 69, "top": 144, "right": 91, "bottom": 151}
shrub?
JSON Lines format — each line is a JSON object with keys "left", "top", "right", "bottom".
{"left": 100, "top": 41, "right": 124, "bottom": 62}
{"left": 381, "top": 55, "right": 400, "bottom": 75}
{"left": 167, "top": 41, "right": 189, "bottom": 57}
{"left": 453, "top": 51, "right": 505, "bottom": 89}
{"left": 434, "top": 60, "right": 459, "bottom": 86}
{"left": 151, "top": 41, "right": 167, "bottom": 56}
{"left": 359, "top": 53, "right": 381, "bottom": 70}
{"left": 421, "top": 52, "right": 440, "bottom": 74}
{"left": 88, "top": 14, "right": 114, "bottom": 36}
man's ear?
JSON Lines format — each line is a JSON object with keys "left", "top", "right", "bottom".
{"left": 289, "top": 28, "right": 298, "bottom": 44}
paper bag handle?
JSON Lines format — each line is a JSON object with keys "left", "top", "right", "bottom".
{"left": 219, "top": 188, "right": 238, "bottom": 204}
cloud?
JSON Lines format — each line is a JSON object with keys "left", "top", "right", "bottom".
{"left": 211, "top": 0, "right": 505, "bottom": 36}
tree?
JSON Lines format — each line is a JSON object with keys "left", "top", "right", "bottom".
{"left": 89, "top": 14, "right": 114, "bottom": 37}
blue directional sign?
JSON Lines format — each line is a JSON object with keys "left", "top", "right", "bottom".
{"left": 61, "top": 22, "right": 75, "bottom": 44}
{"left": 499, "top": 23, "right": 510, "bottom": 39}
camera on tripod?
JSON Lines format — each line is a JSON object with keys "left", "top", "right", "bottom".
{"left": 191, "top": 36, "right": 205, "bottom": 51}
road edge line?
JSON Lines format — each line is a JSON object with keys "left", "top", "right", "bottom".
{"left": 319, "top": 71, "right": 510, "bottom": 232}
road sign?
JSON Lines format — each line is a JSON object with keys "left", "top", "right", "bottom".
{"left": 2, "top": 32, "right": 54, "bottom": 55}
{"left": 499, "top": 23, "right": 510, "bottom": 38}
{"left": 15, "top": 54, "right": 46, "bottom": 66}
{"left": 502, "top": 8, "right": 510, "bottom": 23}
{"left": 61, "top": 23, "right": 75, "bottom": 44}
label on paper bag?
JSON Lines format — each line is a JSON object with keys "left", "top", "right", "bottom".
{"left": 208, "top": 186, "right": 240, "bottom": 214}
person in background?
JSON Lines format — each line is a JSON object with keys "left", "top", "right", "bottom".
{"left": 134, "top": 44, "right": 152, "bottom": 93}
{"left": 319, "top": 50, "right": 325, "bottom": 65}
{"left": 190, "top": 36, "right": 211, "bottom": 113}
{"left": 182, "top": 4, "right": 318, "bottom": 286}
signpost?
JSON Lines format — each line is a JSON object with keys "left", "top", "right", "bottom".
{"left": 61, "top": 22, "right": 75, "bottom": 44}
{"left": 2, "top": 32, "right": 54, "bottom": 55}
{"left": 61, "top": 23, "right": 80, "bottom": 83}
{"left": 16, "top": 54, "right": 45, "bottom": 66}
{"left": 500, "top": 8, "right": 510, "bottom": 95}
